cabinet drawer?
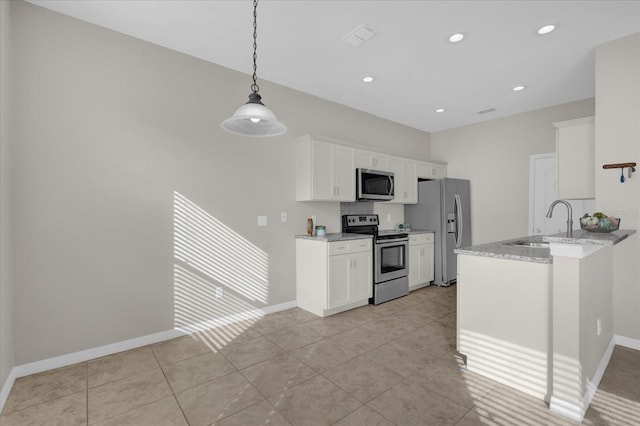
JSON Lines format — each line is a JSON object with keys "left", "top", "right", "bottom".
{"left": 329, "top": 238, "right": 372, "bottom": 255}
{"left": 409, "top": 233, "right": 434, "bottom": 245}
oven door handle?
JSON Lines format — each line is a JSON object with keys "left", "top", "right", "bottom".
{"left": 376, "top": 238, "right": 409, "bottom": 245}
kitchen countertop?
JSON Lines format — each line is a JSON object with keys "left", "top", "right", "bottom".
{"left": 544, "top": 229, "right": 635, "bottom": 245}
{"left": 455, "top": 229, "right": 636, "bottom": 264}
{"left": 407, "top": 229, "right": 435, "bottom": 234}
{"left": 295, "top": 233, "right": 372, "bottom": 242}
{"left": 455, "top": 235, "right": 553, "bottom": 264}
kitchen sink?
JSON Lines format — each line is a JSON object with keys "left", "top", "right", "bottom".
{"left": 504, "top": 240, "right": 550, "bottom": 249}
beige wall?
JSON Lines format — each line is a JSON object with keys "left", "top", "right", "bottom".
{"left": 0, "top": 0, "right": 15, "bottom": 390}
{"left": 431, "top": 99, "right": 595, "bottom": 245}
{"left": 595, "top": 33, "right": 640, "bottom": 340}
{"left": 9, "top": 1, "right": 430, "bottom": 364}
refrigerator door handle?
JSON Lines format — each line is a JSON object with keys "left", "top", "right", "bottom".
{"left": 454, "top": 194, "right": 463, "bottom": 248}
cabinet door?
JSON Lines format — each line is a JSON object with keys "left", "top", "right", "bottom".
{"left": 356, "top": 150, "right": 390, "bottom": 171}
{"left": 311, "top": 140, "right": 334, "bottom": 200}
{"left": 432, "top": 164, "right": 447, "bottom": 179}
{"left": 333, "top": 145, "right": 356, "bottom": 201}
{"left": 328, "top": 255, "right": 351, "bottom": 309}
{"left": 408, "top": 244, "right": 421, "bottom": 289}
{"left": 417, "top": 162, "right": 434, "bottom": 179}
{"left": 351, "top": 251, "right": 372, "bottom": 300}
{"left": 356, "top": 150, "right": 374, "bottom": 169}
{"left": 424, "top": 243, "right": 434, "bottom": 282}
{"left": 388, "top": 156, "right": 404, "bottom": 204}
{"left": 403, "top": 160, "right": 418, "bottom": 204}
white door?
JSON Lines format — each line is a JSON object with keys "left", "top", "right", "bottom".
{"left": 529, "top": 154, "right": 595, "bottom": 235}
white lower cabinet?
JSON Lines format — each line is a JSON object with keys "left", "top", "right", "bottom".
{"left": 296, "top": 237, "right": 372, "bottom": 317}
{"left": 329, "top": 250, "right": 371, "bottom": 309}
{"left": 408, "top": 233, "right": 434, "bottom": 290}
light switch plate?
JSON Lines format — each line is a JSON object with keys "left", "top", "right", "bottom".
{"left": 257, "top": 216, "right": 267, "bottom": 226}
{"left": 281, "top": 212, "right": 287, "bottom": 223}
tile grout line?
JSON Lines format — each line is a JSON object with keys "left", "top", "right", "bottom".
{"left": 150, "top": 342, "right": 193, "bottom": 426}
{"left": 86, "top": 361, "right": 89, "bottom": 426}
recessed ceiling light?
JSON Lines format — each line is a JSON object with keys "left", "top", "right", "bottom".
{"left": 448, "top": 33, "right": 465, "bottom": 43}
{"left": 537, "top": 24, "right": 557, "bottom": 35}
{"left": 435, "top": 108, "right": 446, "bottom": 113}
{"left": 361, "top": 76, "right": 375, "bottom": 83}
{"left": 512, "top": 85, "right": 526, "bottom": 92}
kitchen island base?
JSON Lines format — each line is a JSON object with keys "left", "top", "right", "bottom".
{"left": 457, "top": 254, "right": 552, "bottom": 401}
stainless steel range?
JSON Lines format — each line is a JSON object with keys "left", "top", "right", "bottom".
{"left": 342, "top": 214, "right": 409, "bottom": 304}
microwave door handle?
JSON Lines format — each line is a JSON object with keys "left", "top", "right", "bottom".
{"left": 388, "top": 176, "right": 394, "bottom": 196}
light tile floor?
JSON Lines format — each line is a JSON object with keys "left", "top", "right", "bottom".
{"left": 2, "top": 285, "right": 639, "bottom": 425}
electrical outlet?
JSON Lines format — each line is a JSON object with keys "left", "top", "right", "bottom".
{"left": 257, "top": 216, "right": 267, "bottom": 226}
{"left": 281, "top": 212, "right": 287, "bottom": 223}
{"left": 216, "top": 287, "right": 223, "bottom": 298}
{"left": 386, "top": 213, "right": 392, "bottom": 222}
{"left": 597, "top": 319, "right": 602, "bottom": 336}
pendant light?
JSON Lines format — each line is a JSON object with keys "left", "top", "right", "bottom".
{"left": 221, "top": 0, "right": 287, "bottom": 137}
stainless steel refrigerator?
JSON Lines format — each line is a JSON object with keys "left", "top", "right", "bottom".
{"left": 404, "top": 178, "right": 471, "bottom": 286}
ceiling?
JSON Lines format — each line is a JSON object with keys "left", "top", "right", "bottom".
{"left": 27, "top": 1, "right": 640, "bottom": 133}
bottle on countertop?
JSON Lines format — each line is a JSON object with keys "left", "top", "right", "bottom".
{"left": 306, "top": 218, "right": 313, "bottom": 236}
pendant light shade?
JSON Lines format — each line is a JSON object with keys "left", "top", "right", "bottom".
{"left": 221, "top": 93, "right": 287, "bottom": 137}
{"left": 221, "top": 0, "right": 286, "bottom": 137}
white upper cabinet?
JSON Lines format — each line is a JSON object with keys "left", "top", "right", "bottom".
{"left": 296, "top": 136, "right": 355, "bottom": 202}
{"left": 389, "top": 156, "right": 418, "bottom": 204}
{"left": 356, "top": 149, "right": 390, "bottom": 171}
{"left": 295, "top": 134, "right": 447, "bottom": 204}
{"left": 554, "top": 116, "right": 595, "bottom": 199}
{"left": 417, "top": 161, "right": 447, "bottom": 179}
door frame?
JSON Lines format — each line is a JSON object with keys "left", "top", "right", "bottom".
{"left": 529, "top": 153, "right": 556, "bottom": 235}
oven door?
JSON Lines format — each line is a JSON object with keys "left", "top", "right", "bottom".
{"left": 374, "top": 238, "right": 409, "bottom": 283}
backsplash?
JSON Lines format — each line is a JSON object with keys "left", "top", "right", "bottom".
{"left": 340, "top": 201, "right": 374, "bottom": 216}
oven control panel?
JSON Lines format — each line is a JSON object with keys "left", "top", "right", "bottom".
{"left": 344, "top": 214, "right": 379, "bottom": 226}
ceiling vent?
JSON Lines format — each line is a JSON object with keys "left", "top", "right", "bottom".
{"left": 477, "top": 108, "right": 497, "bottom": 115}
{"left": 343, "top": 25, "right": 375, "bottom": 47}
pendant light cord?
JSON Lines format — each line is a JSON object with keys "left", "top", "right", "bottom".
{"left": 251, "top": 0, "right": 259, "bottom": 94}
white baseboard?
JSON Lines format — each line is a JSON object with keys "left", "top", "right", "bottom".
{"left": 614, "top": 334, "right": 640, "bottom": 350}
{"left": 0, "top": 300, "right": 297, "bottom": 414}
{"left": 175, "top": 300, "right": 297, "bottom": 334}
{"left": 578, "top": 335, "right": 617, "bottom": 420}
{"left": 551, "top": 334, "right": 640, "bottom": 422}
{"left": 0, "top": 368, "right": 17, "bottom": 415}
{"left": 549, "top": 396, "right": 585, "bottom": 422}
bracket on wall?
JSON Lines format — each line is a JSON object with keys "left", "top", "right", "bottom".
{"left": 602, "top": 162, "right": 637, "bottom": 183}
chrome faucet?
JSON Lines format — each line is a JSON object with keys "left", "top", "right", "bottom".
{"left": 546, "top": 200, "right": 573, "bottom": 237}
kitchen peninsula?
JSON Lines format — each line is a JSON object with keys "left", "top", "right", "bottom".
{"left": 455, "top": 230, "right": 636, "bottom": 421}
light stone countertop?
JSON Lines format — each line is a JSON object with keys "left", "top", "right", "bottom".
{"left": 455, "top": 235, "right": 553, "bottom": 264}
{"left": 455, "top": 229, "right": 636, "bottom": 264}
{"left": 295, "top": 233, "right": 372, "bottom": 242}
{"left": 407, "top": 229, "right": 435, "bottom": 235}
{"left": 544, "top": 229, "right": 635, "bottom": 245}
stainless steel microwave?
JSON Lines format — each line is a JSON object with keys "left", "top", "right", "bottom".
{"left": 356, "top": 168, "right": 394, "bottom": 201}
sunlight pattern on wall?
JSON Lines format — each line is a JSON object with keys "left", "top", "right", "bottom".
{"left": 174, "top": 191, "right": 269, "bottom": 303}
{"left": 459, "top": 330, "right": 549, "bottom": 400}
{"left": 173, "top": 191, "right": 270, "bottom": 350}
